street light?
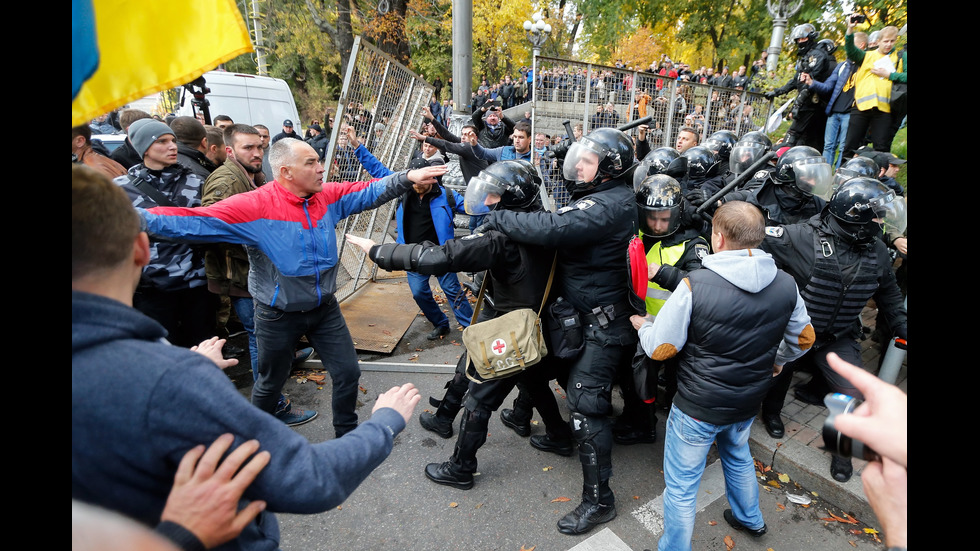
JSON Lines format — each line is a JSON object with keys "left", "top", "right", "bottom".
{"left": 523, "top": 12, "right": 551, "bottom": 207}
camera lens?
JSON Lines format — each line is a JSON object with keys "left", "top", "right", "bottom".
{"left": 821, "top": 393, "right": 881, "bottom": 461}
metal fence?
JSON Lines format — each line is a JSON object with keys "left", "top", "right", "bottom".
{"left": 529, "top": 57, "right": 774, "bottom": 205}
{"left": 324, "top": 36, "right": 434, "bottom": 301}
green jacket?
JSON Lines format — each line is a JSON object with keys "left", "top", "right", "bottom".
{"left": 202, "top": 158, "right": 256, "bottom": 297}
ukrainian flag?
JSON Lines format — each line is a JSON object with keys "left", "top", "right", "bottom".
{"left": 72, "top": 0, "right": 254, "bottom": 126}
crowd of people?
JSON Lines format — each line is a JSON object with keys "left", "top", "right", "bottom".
{"left": 73, "top": 14, "right": 907, "bottom": 551}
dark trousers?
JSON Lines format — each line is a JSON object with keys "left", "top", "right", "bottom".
{"left": 253, "top": 296, "right": 360, "bottom": 436}
{"left": 842, "top": 107, "right": 893, "bottom": 158}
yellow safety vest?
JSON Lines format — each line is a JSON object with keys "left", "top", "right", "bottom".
{"left": 643, "top": 234, "right": 688, "bottom": 316}
{"left": 854, "top": 49, "right": 900, "bottom": 113}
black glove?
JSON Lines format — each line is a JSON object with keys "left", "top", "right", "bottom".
{"left": 764, "top": 91, "right": 777, "bottom": 100}
{"left": 894, "top": 324, "right": 907, "bottom": 342}
{"left": 684, "top": 188, "right": 711, "bottom": 209}
{"left": 547, "top": 138, "right": 572, "bottom": 162}
{"left": 483, "top": 99, "right": 496, "bottom": 110}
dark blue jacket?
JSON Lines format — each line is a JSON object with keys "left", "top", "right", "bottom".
{"left": 809, "top": 60, "right": 855, "bottom": 116}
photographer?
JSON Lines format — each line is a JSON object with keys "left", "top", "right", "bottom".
{"left": 828, "top": 353, "right": 907, "bottom": 548}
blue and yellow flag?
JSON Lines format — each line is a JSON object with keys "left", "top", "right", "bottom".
{"left": 72, "top": 0, "right": 254, "bottom": 126}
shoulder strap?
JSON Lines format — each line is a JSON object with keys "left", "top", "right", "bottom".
{"left": 444, "top": 186, "right": 456, "bottom": 211}
{"left": 129, "top": 175, "right": 176, "bottom": 207}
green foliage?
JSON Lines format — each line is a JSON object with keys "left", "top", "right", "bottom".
{"left": 892, "top": 125, "right": 906, "bottom": 191}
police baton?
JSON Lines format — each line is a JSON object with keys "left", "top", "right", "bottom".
{"left": 616, "top": 116, "right": 653, "bottom": 133}
{"left": 694, "top": 151, "right": 777, "bottom": 220}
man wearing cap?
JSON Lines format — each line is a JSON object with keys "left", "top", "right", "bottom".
{"left": 114, "top": 119, "right": 216, "bottom": 348}
{"left": 272, "top": 119, "right": 301, "bottom": 144}
{"left": 171, "top": 116, "right": 221, "bottom": 181}
{"left": 306, "top": 123, "right": 329, "bottom": 160}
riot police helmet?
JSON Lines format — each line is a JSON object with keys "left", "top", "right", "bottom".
{"left": 827, "top": 177, "right": 907, "bottom": 240}
{"left": 790, "top": 23, "right": 818, "bottom": 54}
{"left": 635, "top": 174, "right": 684, "bottom": 237}
{"left": 633, "top": 147, "right": 688, "bottom": 189}
{"left": 832, "top": 156, "right": 879, "bottom": 191}
{"left": 464, "top": 160, "right": 541, "bottom": 215}
{"left": 818, "top": 38, "right": 838, "bottom": 55}
{"left": 774, "top": 146, "right": 833, "bottom": 199}
{"left": 563, "top": 127, "right": 636, "bottom": 194}
{"left": 683, "top": 146, "right": 719, "bottom": 180}
{"left": 703, "top": 130, "right": 738, "bottom": 160}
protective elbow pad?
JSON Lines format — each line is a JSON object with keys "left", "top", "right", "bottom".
{"left": 370, "top": 243, "right": 422, "bottom": 271}
{"left": 416, "top": 246, "right": 451, "bottom": 275}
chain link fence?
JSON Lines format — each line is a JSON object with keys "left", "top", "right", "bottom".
{"left": 530, "top": 56, "right": 774, "bottom": 205}
{"left": 324, "top": 36, "right": 433, "bottom": 301}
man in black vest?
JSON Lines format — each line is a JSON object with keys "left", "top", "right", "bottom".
{"left": 632, "top": 201, "right": 814, "bottom": 550}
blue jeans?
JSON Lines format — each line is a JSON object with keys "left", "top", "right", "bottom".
{"left": 659, "top": 405, "right": 763, "bottom": 551}
{"left": 253, "top": 295, "right": 360, "bottom": 436}
{"left": 407, "top": 271, "right": 473, "bottom": 329}
{"left": 823, "top": 112, "right": 850, "bottom": 169}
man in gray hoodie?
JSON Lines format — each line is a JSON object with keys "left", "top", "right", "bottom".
{"left": 631, "top": 200, "right": 814, "bottom": 550}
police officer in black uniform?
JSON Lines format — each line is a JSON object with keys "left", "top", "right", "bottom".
{"left": 765, "top": 23, "right": 836, "bottom": 149}
{"left": 346, "top": 161, "right": 571, "bottom": 490}
{"left": 484, "top": 128, "right": 639, "bottom": 535}
{"left": 759, "top": 177, "right": 907, "bottom": 482}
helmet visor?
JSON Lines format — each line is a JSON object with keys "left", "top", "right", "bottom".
{"left": 730, "top": 144, "right": 767, "bottom": 176}
{"left": 464, "top": 172, "right": 506, "bottom": 215}
{"left": 832, "top": 167, "right": 863, "bottom": 192}
{"left": 640, "top": 205, "right": 681, "bottom": 237}
{"left": 563, "top": 140, "right": 603, "bottom": 183}
{"left": 870, "top": 191, "right": 907, "bottom": 234}
{"left": 792, "top": 157, "right": 834, "bottom": 199}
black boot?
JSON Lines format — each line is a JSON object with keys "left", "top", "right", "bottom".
{"left": 500, "top": 386, "right": 533, "bottom": 437}
{"left": 830, "top": 455, "right": 853, "bottom": 482}
{"left": 558, "top": 419, "right": 615, "bottom": 535}
{"left": 419, "top": 373, "right": 467, "bottom": 439}
{"left": 424, "top": 409, "right": 489, "bottom": 490}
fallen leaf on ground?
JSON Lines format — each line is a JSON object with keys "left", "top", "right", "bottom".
{"left": 359, "top": 385, "right": 368, "bottom": 394}
{"left": 368, "top": 323, "right": 375, "bottom": 326}
{"left": 723, "top": 535, "right": 735, "bottom": 550}
{"left": 475, "top": 503, "right": 483, "bottom": 509}
{"left": 708, "top": 520, "right": 717, "bottom": 526}
{"left": 633, "top": 496, "right": 640, "bottom": 500}
{"left": 415, "top": 348, "right": 423, "bottom": 352}
{"left": 542, "top": 466, "right": 553, "bottom": 471}
{"left": 777, "top": 473, "right": 790, "bottom": 483}
{"left": 821, "top": 511, "right": 858, "bottom": 524}
{"left": 848, "top": 529, "right": 863, "bottom": 535}
{"left": 551, "top": 496, "right": 571, "bottom": 503}
{"left": 519, "top": 546, "right": 536, "bottom": 551}
{"left": 848, "top": 541, "right": 857, "bottom": 547}
{"left": 776, "top": 503, "right": 786, "bottom": 511}
{"left": 296, "top": 378, "right": 308, "bottom": 384}
{"left": 531, "top": 420, "right": 539, "bottom": 425}
{"left": 308, "top": 374, "right": 326, "bottom": 383}
{"left": 766, "top": 480, "right": 781, "bottom": 488}
{"left": 449, "top": 502, "right": 458, "bottom": 508}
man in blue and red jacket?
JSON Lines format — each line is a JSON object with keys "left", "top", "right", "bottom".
{"left": 141, "top": 137, "right": 446, "bottom": 434}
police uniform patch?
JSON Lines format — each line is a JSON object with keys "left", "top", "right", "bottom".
{"left": 693, "top": 243, "right": 709, "bottom": 260}
{"left": 557, "top": 206, "right": 574, "bottom": 214}
{"left": 575, "top": 199, "right": 596, "bottom": 210}
{"left": 753, "top": 170, "right": 769, "bottom": 180}
{"left": 765, "top": 226, "right": 784, "bottom": 237}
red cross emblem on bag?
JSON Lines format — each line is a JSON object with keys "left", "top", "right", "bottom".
{"left": 491, "top": 338, "right": 507, "bottom": 355}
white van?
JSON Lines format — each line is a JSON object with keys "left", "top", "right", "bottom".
{"left": 177, "top": 70, "right": 301, "bottom": 132}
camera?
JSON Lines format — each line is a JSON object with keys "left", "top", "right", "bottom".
{"left": 822, "top": 393, "right": 880, "bottom": 460}
{"left": 849, "top": 14, "right": 866, "bottom": 24}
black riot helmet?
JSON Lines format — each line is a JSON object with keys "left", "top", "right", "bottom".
{"left": 833, "top": 156, "right": 879, "bottom": 191}
{"left": 737, "top": 131, "right": 772, "bottom": 151}
{"left": 635, "top": 174, "right": 684, "bottom": 237}
{"left": 703, "top": 130, "right": 738, "bottom": 160}
{"left": 562, "top": 127, "right": 636, "bottom": 194}
{"left": 818, "top": 38, "right": 838, "bottom": 55}
{"left": 683, "top": 146, "right": 719, "bottom": 180}
{"left": 774, "top": 146, "right": 833, "bottom": 199}
{"left": 826, "top": 177, "right": 907, "bottom": 242}
{"left": 775, "top": 146, "right": 821, "bottom": 183}
{"left": 633, "top": 147, "right": 688, "bottom": 190}
{"left": 730, "top": 131, "right": 773, "bottom": 176}
{"left": 464, "top": 160, "right": 541, "bottom": 215}
{"left": 790, "top": 23, "right": 818, "bottom": 55}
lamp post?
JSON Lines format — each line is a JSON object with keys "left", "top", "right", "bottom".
{"left": 523, "top": 12, "right": 551, "bottom": 207}
{"left": 765, "top": 0, "right": 803, "bottom": 73}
